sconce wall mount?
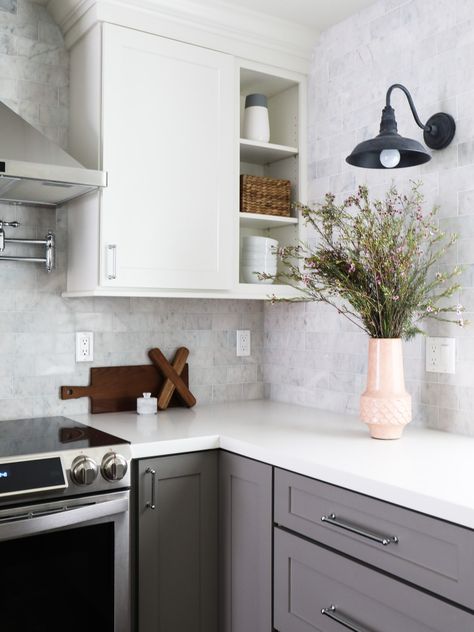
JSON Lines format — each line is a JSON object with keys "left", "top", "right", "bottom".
{"left": 346, "top": 84, "right": 456, "bottom": 169}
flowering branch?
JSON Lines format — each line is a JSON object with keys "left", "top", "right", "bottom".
{"left": 265, "top": 183, "right": 466, "bottom": 339}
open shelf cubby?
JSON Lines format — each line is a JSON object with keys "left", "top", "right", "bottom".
{"left": 238, "top": 63, "right": 304, "bottom": 295}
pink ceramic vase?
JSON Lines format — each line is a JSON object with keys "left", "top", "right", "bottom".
{"left": 360, "top": 338, "right": 412, "bottom": 440}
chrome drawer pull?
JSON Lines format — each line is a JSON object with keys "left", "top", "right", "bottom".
{"left": 321, "top": 605, "right": 374, "bottom": 632}
{"left": 321, "top": 513, "right": 399, "bottom": 546}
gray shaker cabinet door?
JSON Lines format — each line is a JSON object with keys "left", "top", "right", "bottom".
{"left": 274, "top": 528, "right": 474, "bottom": 632}
{"left": 137, "top": 451, "right": 218, "bottom": 632}
{"left": 219, "top": 451, "right": 273, "bottom": 632}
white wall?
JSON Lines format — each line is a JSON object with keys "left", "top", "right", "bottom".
{"left": 264, "top": 0, "right": 474, "bottom": 435}
{"left": 0, "top": 0, "right": 264, "bottom": 420}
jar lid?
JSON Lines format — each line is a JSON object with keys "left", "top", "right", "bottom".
{"left": 245, "top": 93, "right": 267, "bottom": 108}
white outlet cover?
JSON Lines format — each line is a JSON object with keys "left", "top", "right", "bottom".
{"left": 425, "top": 337, "right": 455, "bottom": 374}
{"left": 76, "top": 331, "right": 94, "bottom": 362}
{"left": 236, "top": 330, "right": 251, "bottom": 357}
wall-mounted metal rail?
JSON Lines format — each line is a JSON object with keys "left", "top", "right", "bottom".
{"left": 0, "top": 220, "right": 55, "bottom": 272}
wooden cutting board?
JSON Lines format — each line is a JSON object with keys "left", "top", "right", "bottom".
{"left": 61, "top": 364, "right": 189, "bottom": 414}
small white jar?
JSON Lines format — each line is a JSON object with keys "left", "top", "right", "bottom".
{"left": 137, "top": 392, "right": 157, "bottom": 415}
{"left": 242, "top": 93, "right": 270, "bottom": 143}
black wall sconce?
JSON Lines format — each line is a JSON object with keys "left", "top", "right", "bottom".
{"left": 346, "top": 83, "right": 456, "bottom": 169}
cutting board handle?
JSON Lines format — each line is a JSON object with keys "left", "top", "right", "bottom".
{"left": 61, "top": 385, "right": 93, "bottom": 400}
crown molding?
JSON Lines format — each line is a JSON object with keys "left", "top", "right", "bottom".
{"left": 45, "top": 0, "right": 315, "bottom": 73}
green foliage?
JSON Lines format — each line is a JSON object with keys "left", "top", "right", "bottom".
{"left": 267, "top": 183, "right": 465, "bottom": 340}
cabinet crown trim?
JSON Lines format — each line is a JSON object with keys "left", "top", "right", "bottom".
{"left": 45, "top": 0, "right": 314, "bottom": 71}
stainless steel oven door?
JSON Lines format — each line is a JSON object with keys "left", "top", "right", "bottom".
{"left": 0, "top": 490, "right": 130, "bottom": 632}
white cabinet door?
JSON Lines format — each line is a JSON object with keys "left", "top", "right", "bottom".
{"left": 100, "top": 25, "right": 235, "bottom": 290}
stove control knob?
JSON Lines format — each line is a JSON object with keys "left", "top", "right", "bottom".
{"left": 101, "top": 453, "right": 128, "bottom": 482}
{"left": 70, "top": 456, "right": 99, "bottom": 486}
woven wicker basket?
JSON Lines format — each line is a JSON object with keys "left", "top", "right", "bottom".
{"left": 240, "top": 174, "right": 291, "bottom": 217}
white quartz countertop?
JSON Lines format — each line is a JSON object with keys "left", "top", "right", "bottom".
{"left": 72, "top": 400, "right": 474, "bottom": 529}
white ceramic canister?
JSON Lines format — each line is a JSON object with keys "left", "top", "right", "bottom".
{"left": 242, "top": 235, "right": 279, "bottom": 255}
{"left": 137, "top": 392, "right": 158, "bottom": 415}
{"left": 242, "top": 94, "right": 270, "bottom": 143}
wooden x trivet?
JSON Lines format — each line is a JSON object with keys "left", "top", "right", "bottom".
{"left": 149, "top": 347, "right": 196, "bottom": 410}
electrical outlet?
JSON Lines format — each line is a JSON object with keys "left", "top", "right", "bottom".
{"left": 426, "top": 337, "right": 455, "bottom": 374}
{"left": 76, "top": 332, "right": 94, "bottom": 362}
{"left": 236, "top": 330, "right": 251, "bottom": 357}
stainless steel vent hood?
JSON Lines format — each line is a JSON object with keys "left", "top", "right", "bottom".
{"left": 0, "top": 101, "right": 106, "bottom": 207}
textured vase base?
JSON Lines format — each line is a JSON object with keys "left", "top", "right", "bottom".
{"left": 360, "top": 395, "right": 411, "bottom": 440}
{"left": 367, "top": 423, "right": 406, "bottom": 440}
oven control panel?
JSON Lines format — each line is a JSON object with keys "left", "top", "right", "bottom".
{"left": 0, "top": 445, "right": 131, "bottom": 504}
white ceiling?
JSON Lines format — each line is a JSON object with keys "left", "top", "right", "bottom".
{"left": 212, "top": 0, "right": 377, "bottom": 31}
{"left": 32, "top": 0, "right": 377, "bottom": 32}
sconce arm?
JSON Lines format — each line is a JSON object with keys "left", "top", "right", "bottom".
{"left": 386, "top": 84, "right": 429, "bottom": 131}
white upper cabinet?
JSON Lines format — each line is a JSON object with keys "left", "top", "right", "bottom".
{"left": 67, "top": 24, "right": 235, "bottom": 294}
{"left": 65, "top": 12, "right": 308, "bottom": 299}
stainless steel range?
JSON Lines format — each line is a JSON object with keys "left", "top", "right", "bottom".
{"left": 0, "top": 416, "right": 132, "bottom": 632}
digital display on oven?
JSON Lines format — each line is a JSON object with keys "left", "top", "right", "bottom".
{"left": 0, "top": 457, "right": 66, "bottom": 496}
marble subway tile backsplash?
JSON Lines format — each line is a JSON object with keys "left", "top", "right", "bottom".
{"left": 0, "top": 1, "right": 17, "bottom": 15}
{"left": 264, "top": 0, "right": 474, "bottom": 436}
{"left": 0, "top": 0, "right": 68, "bottom": 148}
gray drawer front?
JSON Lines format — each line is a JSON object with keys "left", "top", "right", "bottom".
{"left": 274, "top": 528, "right": 474, "bottom": 632}
{"left": 274, "top": 469, "right": 474, "bottom": 609}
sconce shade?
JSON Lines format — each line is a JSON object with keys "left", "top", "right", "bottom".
{"left": 346, "top": 134, "right": 431, "bottom": 169}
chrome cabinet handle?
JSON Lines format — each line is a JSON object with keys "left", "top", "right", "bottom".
{"left": 145, "top": 467, "right": 156, "bottom": 510}
{"left": 106, "top": 244, "right": 117, "bottom": 280}
{"left": 321, "top": 513, "right": 399, "bottom": 546}
{"left": 321, "top": 605, "right": 374, "bottom": 632}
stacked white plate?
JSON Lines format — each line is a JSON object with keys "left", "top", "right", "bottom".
{"left": 241, "top": 236, "right": 278, "bottom": 284}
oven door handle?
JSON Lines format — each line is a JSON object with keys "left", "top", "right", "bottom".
{"left": 0, "top": 497, "right": 128, "bottom": 541}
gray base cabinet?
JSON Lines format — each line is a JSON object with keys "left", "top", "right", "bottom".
{"left": 136, "top": 451, "right": 218, "bottom": 632}
{"left": 219, "top": 451, "right": 273, "bottom": 632}
{"left": 134, "top": 451, "right": 474, "bottom": 632}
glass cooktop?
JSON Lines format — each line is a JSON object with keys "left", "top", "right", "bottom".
{"left": 0, "top": 416, "right": 129, "bottom": 459}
